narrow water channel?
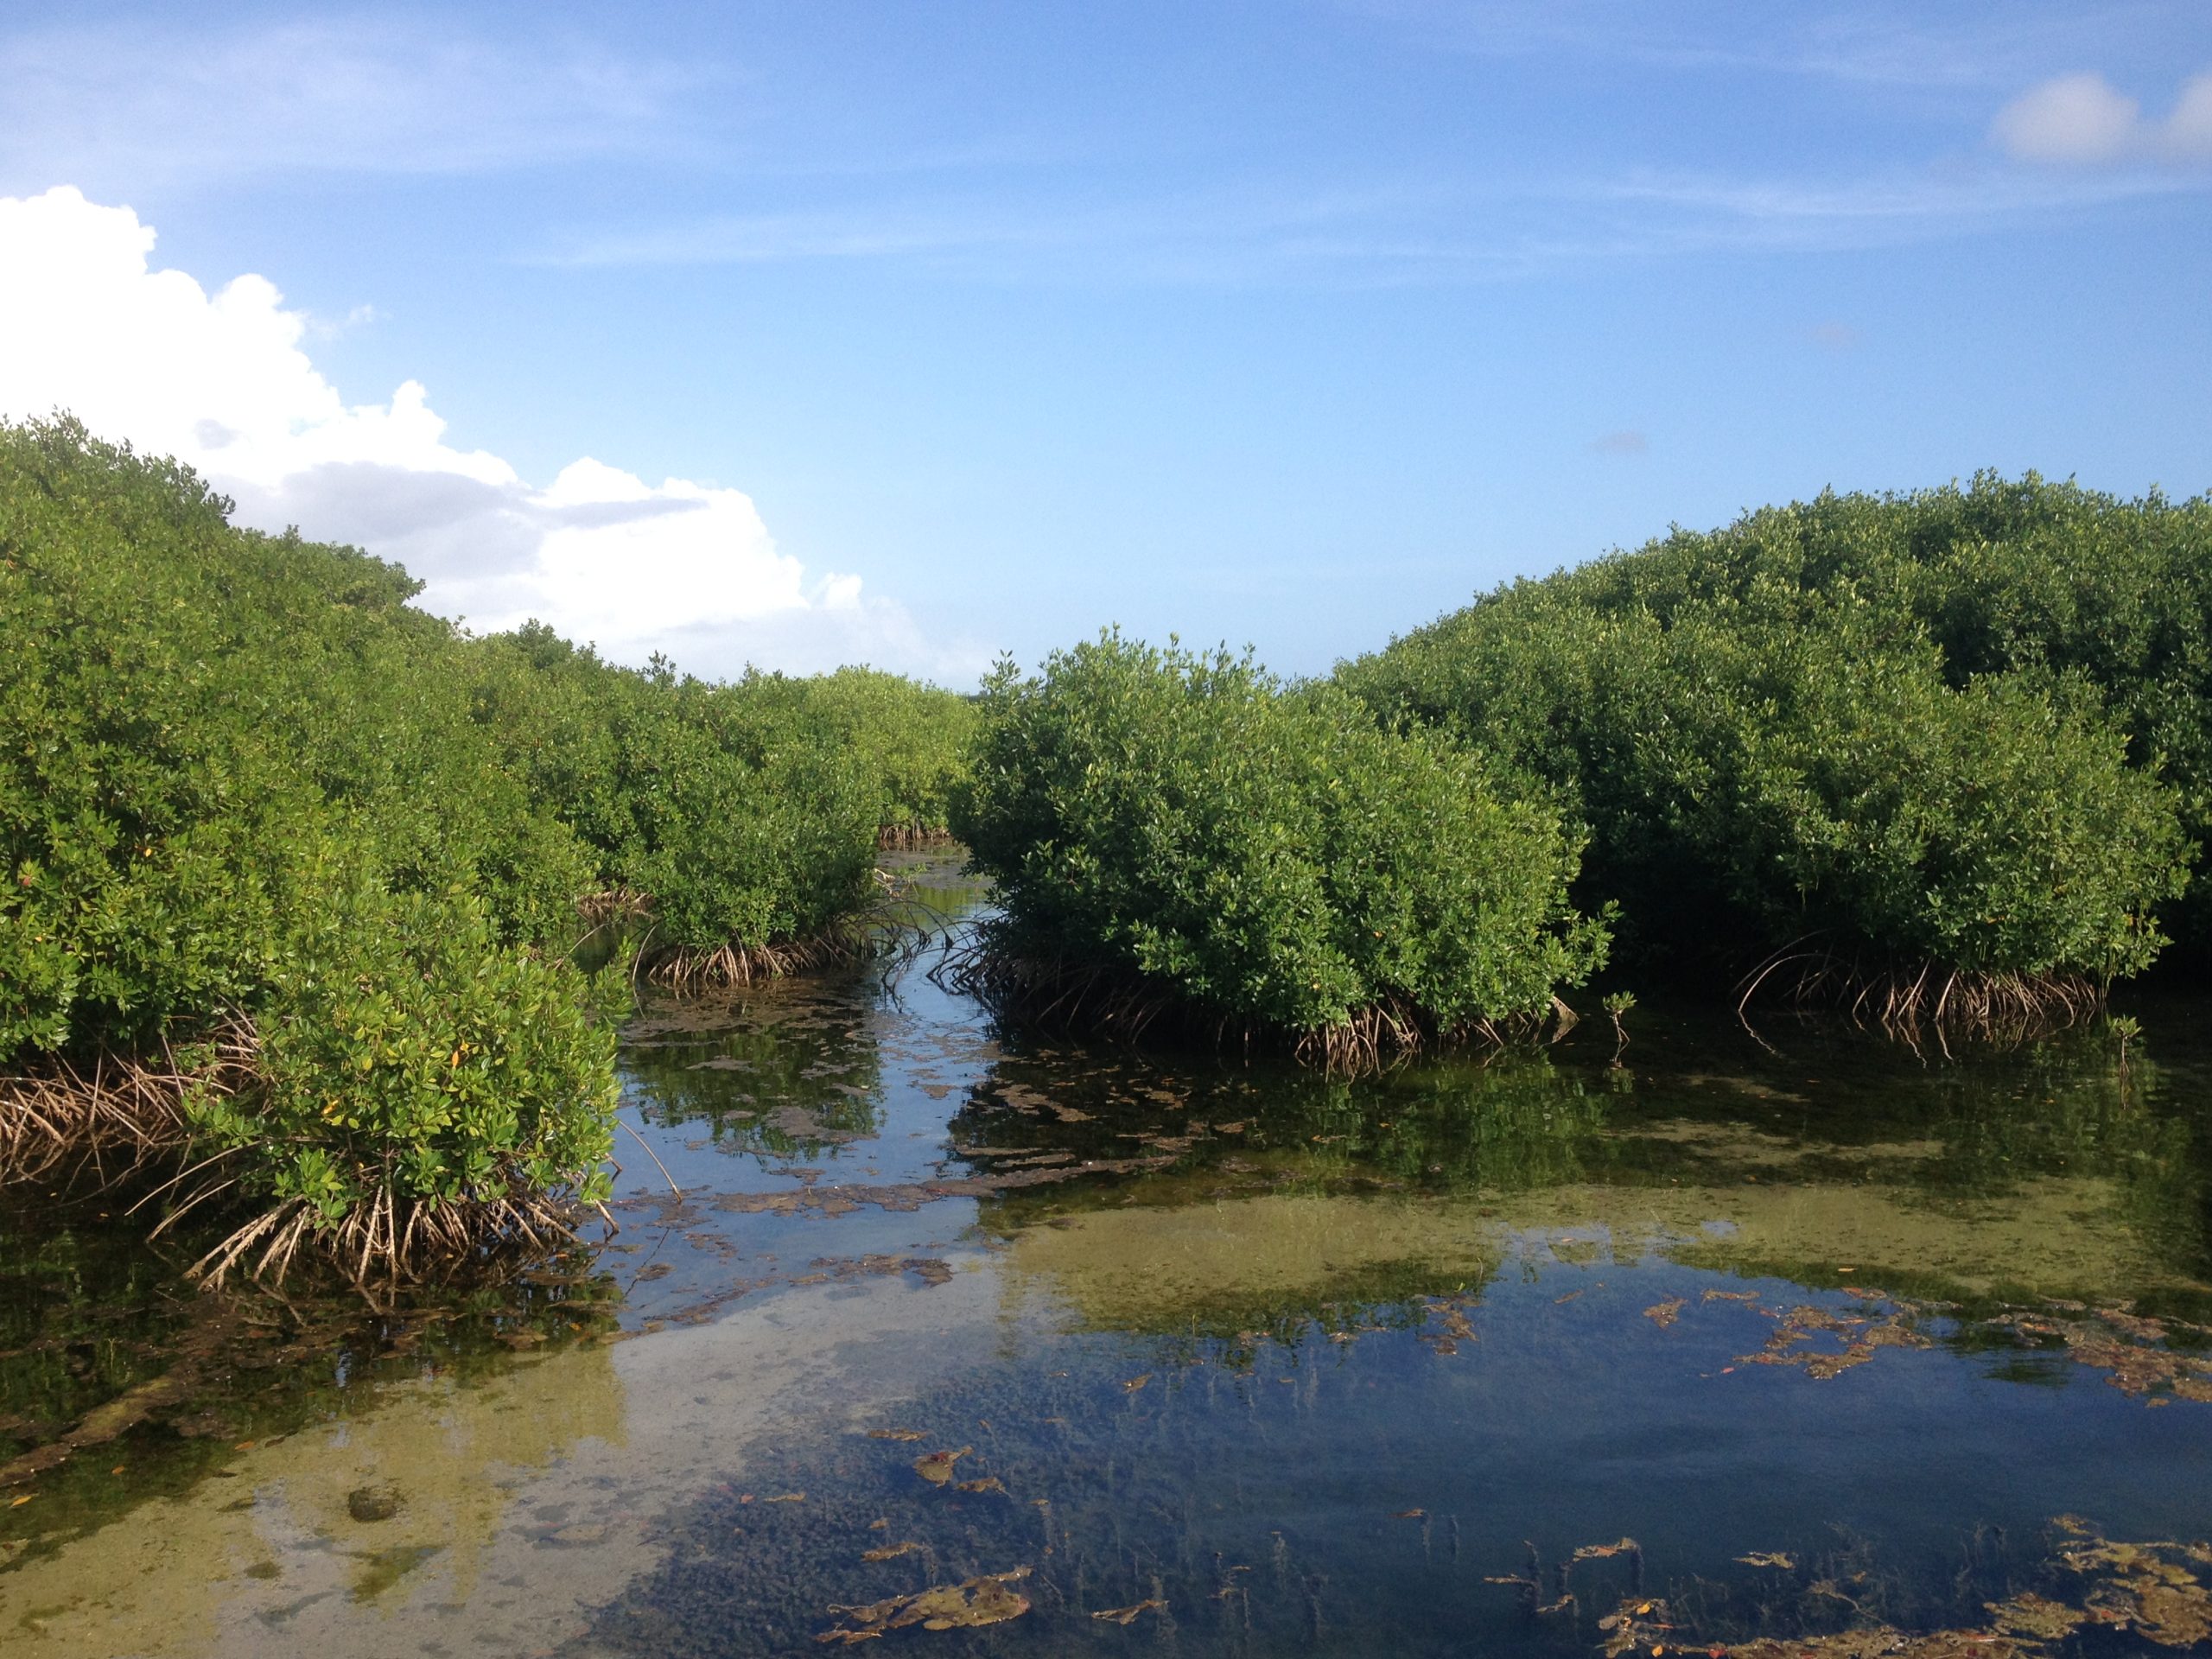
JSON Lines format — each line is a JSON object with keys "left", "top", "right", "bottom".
{"left": 3, "top": 853, "right": 2209, "bottom": 1655}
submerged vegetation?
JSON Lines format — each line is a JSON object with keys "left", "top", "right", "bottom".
{"left": 950, "top": 633, "right": 1608, "bottom": 1064}
{"left": 0, "top": 418, "right": 973, "bottom": 1280}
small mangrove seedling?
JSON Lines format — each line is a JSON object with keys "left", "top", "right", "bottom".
{"left": 2108, "top": 1013, "right": 2143, "bottom": 1071}
{"left": 1601, "top": 991, "right": 1637, "bottom": 1057}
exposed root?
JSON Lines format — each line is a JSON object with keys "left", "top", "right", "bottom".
{"left": 637, "top": 868, "right": 933, "bottom": 990}
{"left": 185, "top": 1185, "right": 584, "bottom": 1290}
{"left": 935, "top": 925, "right": 1557, "bottom": 1070}
{"left": 575, "top": 886, "right": 654, "bottom": 929}
{"left": 874, "top": 822, "right": 957, "bottom": 851}
{"left": 1733, "top": 940, "right": 2103, "bottom": 1040}
{"left": 0, "top": 1014, "right": 260, "bottom": 1185}
{"left": 639, "top": 924, "right": 876, "bottom": 990}
{"left": 5, "top": 1014, "right": 592, "bottom": 1288}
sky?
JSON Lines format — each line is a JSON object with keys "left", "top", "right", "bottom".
{"left": 2, "top": 1, "right": 2209, "bottom": 685}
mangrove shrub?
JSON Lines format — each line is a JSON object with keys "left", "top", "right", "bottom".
{"left": 1338, "top": 476, "right": 2199, "bottom": 1010}
{"left": 0, "top": 418, "right": 967, "bottom": 1275}
{"left": 952, "top": 633, "right": 1608, "bottom": 1058}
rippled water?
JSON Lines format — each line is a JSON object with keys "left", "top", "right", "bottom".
{"left": 3, "top": 852, "right": 2209, "bottom": 1655}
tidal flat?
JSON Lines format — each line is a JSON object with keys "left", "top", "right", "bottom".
{"left": 2, "top": 854, "right": 2209, "bottom": 1656}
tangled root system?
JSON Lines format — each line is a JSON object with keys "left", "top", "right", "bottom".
{"left": 874, "top": 822, "right": 957, "bottom": 851}
{"left": 0, "top": 1014, "right": 260, "bottom": 1185}
{"left": 183, "top": 1185, "right": 585, "bottom": 1290}
{"left": 937, "top": 927, "right": 1561, "bottom": 1071}
{"left": 640, "top": 925, "right": 875, "bottom": 990}
{"left": 575, "top": 886, "right": 655, "bottom": 929}
{"left": 1735, "top": 941, "right": 2104, "bottom": 1040}
{"left": 634, "top": 868, "right": 933, "bottom": 990}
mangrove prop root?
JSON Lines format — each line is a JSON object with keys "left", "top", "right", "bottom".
{"left": 1733, "top": 942, "right": 2103, "bottom": 1040}
{"left": 635, "top": 871, "right": 932, "bottom": 990}
{"left": 641, "top": 926, "right": 874, "bottom": 990}
{"left": 0, "top": 1014, "right": 259, "bottom": 1185}
{"left": 187, "top": 1186, "right": 581, "bottom": 1290}
{"left": 575, "top": 886, "right": 655, "bottom": 929}
{"left": 934, "top": 928, "right": 1554, "bottom": 1071}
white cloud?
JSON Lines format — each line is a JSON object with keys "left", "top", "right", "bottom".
{"left": 0, "top": 186, "right": 948, "bottom": 680}
{"left": 1993, "top": 69, "right": 2212, "bottom": 164}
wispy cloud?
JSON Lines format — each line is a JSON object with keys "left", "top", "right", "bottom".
{"left": 1336, "top": 0, "right": 2186, "bottom": 92}
{"left": 0, "top": 16, "right": 711, "bottom": 189}
{"left": 531, "top": 156, "right": 2209, "bottom": 286}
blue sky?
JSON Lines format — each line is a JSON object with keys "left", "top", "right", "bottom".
{"left": 3, "top": 1, "right": 2209, "bottom": 682}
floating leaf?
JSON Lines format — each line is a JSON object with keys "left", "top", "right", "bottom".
{"left": 957, "top": 1477, "right": 1008, "bottom": 1495}
{"left": 1644, "top": 1297, "right": 1687, "bottom": 1330}
{"left": 1735, "top": 1551, "right": 1795, "bottom": 1569}
{"left": 1122, "top": 1373, "right": 1153, "bottom": 1393}
{"left": 867, "top": 1428, "right": 928, "bottom": 1442}
{"left": 861, "top": 1541, "right": 925, "bottom": 1562}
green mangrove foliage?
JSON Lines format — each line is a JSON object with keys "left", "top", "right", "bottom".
{"left": 1338, "top": 475, "right": 2201, "bottom": 1020}
{"left": 464, "top": 627, "right": 887, "bottom": 983}
{"left": 0, "top": 418, "right": 966, "bottom": 1278}
{"left": 950, "top": 633, "right": 1608, "bottom": 1060}
{"left": 729, "top": 665, "right": 978, "bottom": 844}
{"left": 0, "top": 421, "right": 617, "bottom": 1276}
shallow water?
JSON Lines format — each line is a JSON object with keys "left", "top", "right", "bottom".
{"left": 3, "top": 853, "right": 2209, "bottom": 1655}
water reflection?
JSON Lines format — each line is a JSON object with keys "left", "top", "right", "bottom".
{"left": 1, "top": 854, "right": 2208, "bottom": 1656}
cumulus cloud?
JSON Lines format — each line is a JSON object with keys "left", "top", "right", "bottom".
{"left": 0, "top": 186, "right": 938, "bottom": 679}
{"left": 1993, "top": 70, "right": 2212, "bottom": 166}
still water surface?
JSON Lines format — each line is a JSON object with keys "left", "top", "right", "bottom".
{"left": 3, "top": 853, "right": 2209, "bottom": 1655}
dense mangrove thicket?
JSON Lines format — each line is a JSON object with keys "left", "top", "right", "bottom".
{"left": 730, "top": 666, "right": 979, "bottom": 845}
{"left": 463, "top": 628, "right": 890, "bottom": 983}
{"left": 0, "top": 419, "right": 973, "bottom": 1279}
{"left": 950, "top": 634, "right": 1608, "bottom": 1062}
{"left": 1336, "top": 474, "right": 2204, "bottom": 1018}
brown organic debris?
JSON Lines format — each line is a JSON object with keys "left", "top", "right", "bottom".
{"left": 1090, "top": 1599, "right": 1166, "bottom": 1624}
{"left": 1572, "top": 1537, "right": 1642, "bottom": 1562}
{"left": 1993, "top": 1307, "right": 2212, "bottom": 1403}
{"left": 861, "top": 1541, "right": 926, "bottom": 1562}
{"left": 1597, "top": 1597, "right": 1675, "bottom": 1658}
{"left": 817, "top": 1567, "right": 1033, "bottom": 1643}
{"left": 1737, "top": 1300, "right": 1931, "bottom": 1380}
{"left": 912, "top": 1446, "right": 972, "bottom": 1485}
